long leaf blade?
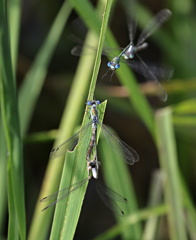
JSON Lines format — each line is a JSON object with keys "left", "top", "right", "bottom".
{"left": 155, "top": 108, "right": 187, "bottom": 240}
{"left": 0, "top": 1, "right": 26, "bottom": 239}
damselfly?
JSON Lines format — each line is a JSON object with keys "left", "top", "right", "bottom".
{"left": 107, "top": 9, "right": 172, "bottom": 101}
{"left": 50, "top": 100, "right": 139, "bottom": 166}
{"left": 71, "top": 9, "right": 172, "bottom": 101}
{"left": 40, "top": 154, "right": 127, "bottom": 216}
{"left": 86, "top": 100, "right": 100, "bottom": 163}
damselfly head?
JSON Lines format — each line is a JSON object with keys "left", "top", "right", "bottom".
{"left": 86, "top": 100, "right": 101, "bottom": 106}
{"left": 107, "top": 58, "right": 120, "bottom": 70}
{"left": 86, "top": 101, "right": 92, "bottom": 106}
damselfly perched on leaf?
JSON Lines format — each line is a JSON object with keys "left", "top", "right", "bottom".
{"left": 50, "top": 100, "right": 139, "bottom": 166}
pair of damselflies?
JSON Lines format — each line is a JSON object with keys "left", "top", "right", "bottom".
{"left": 41, "top": 100, "right": 139, "bottom": 215}
{"left": 41, "top": 7, "right": 172, "bottom": 215}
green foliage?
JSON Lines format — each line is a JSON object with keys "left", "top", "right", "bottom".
{"left": 0, "top": 0, "right": 196, "bottom": 239}
{"left": 49, "top": 101, "right": 107, "bottom": 239}
{"left": 99, "top": 134, "right": 142, "bottom": 239}
{"left": 0, "top": 1, "right": 26, "bottom": 239}
{"left": 156, "top": 108, "right": 187, "bottom": 240}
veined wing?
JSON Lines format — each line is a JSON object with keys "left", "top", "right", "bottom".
{"left": 129, "top": 53, "right": 169, "bottom": 101}
{"left": 71, "top": 44, "right": 97, "bottom": 56}
{"left": 128, "top": 58, "right": 173, "bottom": 80}
{"left": 96, "top": 180, "right": 127, "bottom": 216}
{"left": 50, "top": 121, "right": 92, "bottom": 158}
{"left": 126, "top": 0, "right": 138, "bottom": 43}
{"left": 40, "top": 178, "right": 89, "bottom": 211}
{"left": 100, "top": 123, "right": 139, "bottom": 165}
{"left": 136, "top": 9, "right": 172, "bottom": 47}
{"left": 71, "top": 44, "right": 122, "bottom": 59}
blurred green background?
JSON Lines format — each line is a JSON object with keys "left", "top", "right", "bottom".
{"left": 0, "top": 0, "right": 196, "bottom": 239}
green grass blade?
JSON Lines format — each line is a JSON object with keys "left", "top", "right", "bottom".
{"left": 0, "top": 1, "right": 26, "bottom": 239}
{"left": 115, "top": 63, "right": 155, "bottom": 137}
{"left": 19, "top": 0, "right": 72, "bottom": 136}
{"left": 8, "top": 0, "right": 21, "bottom": 69}
{"left": 99, "top": 133, "right": 142, "bottom": 240}
{"left": 27, "top": 1, "right": 107, "bottom": 236}
{"left": 155, "top": 108, "right": 187, "bottom": 240}
{"left": 94, "top": 205, "right": 167, "bottom": 240}
{"left": 172, "top": 99, "right": 196, "bottom": 237}
{"left": 181, "top": 177, "right": 196, "bottom": 240}
{"left": 86, "top": 0, "right": 113, "bottom": 100}
{"left": 49, "top": 151, "right": 88, "bottom": 239}
{"left": 0, "top": 0, "right": 17, "bottom": 234}
{"left": 49, "top": 101, "right": 107, "bottom": 239}
{"left": 173, "top": 99, "right": 196, "bottom": 127}
{"left": 7, "top": 174, "right": 19, "bottom": 240}
{"left": 0, "top": 117, "right": 7, "bottom": 234}
{"left": 28, "top": 32, "right": 99, "bottom": 240}
{"left": 24, "top": 129, "right": 57, "bottom": 143}
{"left": 49, "top": 1, "right": 113, "bottom": 238}
{"left": 142, "top": 170, "right": 163, "bottom": 240}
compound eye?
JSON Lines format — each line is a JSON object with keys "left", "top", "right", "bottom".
{"left": 86, "top": 101, "right": 91, "bottom": 105}
{"left": 107, "top": 62, "right": 111, "bottom": 67}
{"left": 115, "top": 64, "right": 120, "bottom": 69}
{"left": 96, "top": 100, "right": 101, "bottom": 105}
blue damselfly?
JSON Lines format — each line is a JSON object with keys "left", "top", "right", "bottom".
{"left": 50, "top": 100, "right": 139, "bottom": 166}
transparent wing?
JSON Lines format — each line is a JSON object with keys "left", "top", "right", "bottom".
{"left": 70, "top": 18, "right": 88, "bottom": 41}
{"left": 96, "top": 180, "right": 127, "bottom": 216}
{"left": 71, "top": 44, "right": 97, "bottom": 56}
{"left": 128, "top": 54, "right": 168, "bottom": 101}
{"left": 136, "top": 9, "right": 172, "bottom": 47}
{"left": 127, "top": 18, "right": 137, "bottom": 44}
{"left": 100, "top": 123, "right": 139, "bottom": 165}
{"left": 103, "top": 48, "right": 124, "bottom": 58}
{"left": 126, "top": 0, "right": 138, "bottom": 43}
{"left": 40, "top": 178, "right": 89, "bottom": 211}
{"left": 128, "top": 58, "right": 173, "bottom": 80}
{"left": 71, "top": 44, "right": 121, "bottom": 59}
{"left": 71, "top": 45, "right": 84, "bottom": 56}
{"left": 50, "top": 121, "right": 92, "bottom": 158}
